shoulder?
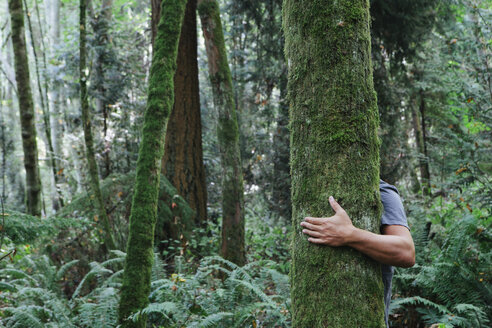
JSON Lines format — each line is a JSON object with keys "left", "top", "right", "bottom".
{"left": 379, "top": 179, "right": 399, "bottom": 196}
{"left": 379, "top": 180, "right": 409, "bottom": 229}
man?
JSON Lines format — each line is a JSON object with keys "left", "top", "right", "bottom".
{"left": 300, "top": 180, "right": 415, "bottom": 327}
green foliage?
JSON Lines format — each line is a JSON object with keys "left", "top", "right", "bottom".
{"left": 135, "top": 256, "right": 290, "bottom": 327}
{"left": 2, "top": 210, "right": 84, "bottom": 245}
{"left": 392, "top": 185, "right": 491, "bottom": 327}
{"left": 0, "top": 255, "right": 76, "bottom": 327}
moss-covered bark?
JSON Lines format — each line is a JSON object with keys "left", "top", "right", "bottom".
{"left": 79, "top": 0, "right": 115, "bottom": 251}
{"left": 198, "top": 0, "right": 245, "bottom": 266}
{"left": 8, "top": 0, "right": 42, "bottom": 216}
{"left": 117, "top": 0, "right": 187, "bottom": 326}
{"left": 161, "top": 0, "right": 208, "bottom": 229}
{"left": 284, "top": 0, "right": 385, "bottom": 326}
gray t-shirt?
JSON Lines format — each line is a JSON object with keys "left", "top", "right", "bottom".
{"left": 380, "top": 180, "right": 409, "bottom": 328}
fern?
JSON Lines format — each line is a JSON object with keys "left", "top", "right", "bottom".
{"left": 188, "top": 312, "right": 234, "bottom": 328}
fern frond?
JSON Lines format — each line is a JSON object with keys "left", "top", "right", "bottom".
{"left": 56, "top": 260, "right": 80, "bottom": 281}
{"left": 72, "top": 263, "right": 113, "bottom": 299}
{"left": 392, "top": 296, "right": 450, "bottom": 314}
{"left": 189, "top": 312, "right": 233, "bottom": 328}
{"left": 228, "top": 279, "right": 276, "bottom": 308}
{"left": 0, "top": 281, "right": 17, "bottom": 292}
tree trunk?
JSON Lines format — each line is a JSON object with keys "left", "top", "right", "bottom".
{"left": 8, "top": 0, "right": 42, "bottom": 216}
{"left": 24, "top": 0, "right": 64, "bottom": 211}
{"left": 284, "top": 0, "right": 385, "bottom": 326}
{"left": 117, "top": 0, "right": 187, "bottom": 326}
{"left": 160, "top": 0, "right": 208, "bottom": 228}
{"left": 49, "top": 0, "right": 65, "bottom": 207}
{"left": 411, "top": 91, "right": 431, "bottom": 196}
{"left": 79, "top": 0, "right": 115, "bottom": 250}
{"left": 198, "top": 0, "right": 245, "bottom": 266}
{"left": 92, "top": 0, "right": 114, "bottom": 179}
{"left": 271, "top": 70, "right": 291, "bottom": 222}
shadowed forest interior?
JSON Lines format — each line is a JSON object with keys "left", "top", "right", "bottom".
{"left": 0, "top": 0, "right": 490, "bottom": 327}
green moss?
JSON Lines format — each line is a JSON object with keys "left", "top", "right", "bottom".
{"left": 117, "top": 0, "right": 188, "bottom": 327}
{"left": 284, "top": 0, "right": 385, "bottom": 326}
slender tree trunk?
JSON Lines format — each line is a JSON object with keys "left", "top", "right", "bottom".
{"left": 411, "top": 91, "right": 431, "bottom": 196}
{"left": 8, "top": 0, "right": 42, "bottom": 216}
{"left": 151, "top": 0, "right": 161, "bottom": 48}
{"left": 154, "top": 0, "right": 208, "bottom": 229}
{"left": 199, "top": 0, "right": 245, "bottom": 266}
{"left": 90, "top": 0, "right": 114, "bottom": 179}
{"left": 79, "top": 0, "right": 115, "bottom": 251}
{"left": 118, "top": 0, "right": 187, "bottom": 326}
{"left": 284, "top": 0, "right": 385, "bottom": 326}
{"left": 23, "top": 0, "right": 64, "bottom": 210}
{"left": 272, "top": 69, "right": 291, "bottom": 222}
{"left": 49, "top": 0, "right": 65, "bottom": 206}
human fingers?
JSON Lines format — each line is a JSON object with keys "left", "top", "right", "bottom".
{"left": 302, "top": 229, "right": 322, "bottom": 237}
{"left": 307, "top": 237, "right": 325, "bottom": 244}
{"left": 300, "top": 221, "right": 321, "bottom": 231}
{"left": 329, "top": 196, "right": 344, "bottom": 214}
{"left": 304, "top": 217, "right": 326, "bottom": 225}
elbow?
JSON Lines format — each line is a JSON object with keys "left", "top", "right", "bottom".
{"left": 399, "top": 246, "right": 415, "bottom": 268}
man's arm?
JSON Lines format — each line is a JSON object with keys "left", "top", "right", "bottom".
{"left": 300, "top": 196, "right": 415, "bottom": 268}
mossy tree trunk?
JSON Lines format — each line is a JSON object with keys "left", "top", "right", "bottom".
{"left": 284, "top": 0, "right": 385, "bottom": 326}
{"left": 151, "top": 0, "right": 208, "bottom": 233}
{"left": 161, "top": 0, "right": 208, "bottom": 228}
{"left": 198, "top": 0, "right": 245, "bottom": 266}
{"left": 8, "top": 0, "right": 42, "bottom": 216}
{"left": 79, "top": 0, "right": 115, "bottom": 251}
{"left": 117, "top": 0, "right": 187, "bottom": 327}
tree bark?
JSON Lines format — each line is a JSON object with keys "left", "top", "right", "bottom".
{"left": 411, "top": 90, "right": 431, "bottom": 196}
{"left": 272, "top": 70, "right": 291, "bottom": 222}
{"left": 49, "top": 0, "right": 65, "bottom": 208}
{"left": 79, "top": 0, "right": 115, "bottom": 250}
{"left": 23, "top": 0, "right": 64, "bottom": 211}
{"left": 92, "top": 0, "right": 114, "bottom": 179}
{"left": 284, "top": 0, "right": 385, "bottom": 326}
{"left": 117, "top": 0, "right": 187, "bottom": 326}
{"left": 8, "top": 0, "right": 42, "bottom": 216}
{"left": 155, "top": 0, "right": 208, "bottom": 230}
{"left": 198, "top": 0, "right": 245, "bottom": 266}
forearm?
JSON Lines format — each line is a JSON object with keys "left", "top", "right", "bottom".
{"left": 346, "top": 227, "right": 415, "bottom": 268}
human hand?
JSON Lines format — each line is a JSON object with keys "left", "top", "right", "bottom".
{"left": 300, "top": 196, "right": 355, "bottom": 246}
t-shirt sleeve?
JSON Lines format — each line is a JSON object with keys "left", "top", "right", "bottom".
{"left": 380, "top": 183, "right": 409, "bottom": 230}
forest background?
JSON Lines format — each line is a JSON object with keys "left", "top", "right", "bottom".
{"left": 0, "top": 0, "right": 490, "bottom": 327}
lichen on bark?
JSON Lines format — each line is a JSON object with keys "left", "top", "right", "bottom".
{"left": 284, "top": 0, "right": 385, "bottom": 326}
{"left": 117, "top": 0, "right": 188, "bottom": 327}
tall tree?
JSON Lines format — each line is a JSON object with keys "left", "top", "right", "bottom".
{"left": 284, "top": 0, "right": 385, "bottom": 326}
{"left": 198, "top": 0, "right": 245, "bottom": 265}
{"left": 91, "top": 0, "right": 116, "bottom": 178}
{"left": 48, "top": 0, "right": 65, "bottom": 206}
{"left": 161, "top": 0, "right": 208, "bottom": 228}
{"left": 23, "top": 0, "right": 64, "bottom": 210}
{"left": 118, "top": 0, "right": 187, "bottom": 326}
{"left": 151, "top": 0, "right": 208, "bottom": 229}
{"left": 8, "top": 0, "right": 42, "bottom": 216}
{"left": 412, "top": 89, "right": 431, "bottom": 196}
{"left": 79, "top": 0, "right": 115, "bottom": 250}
